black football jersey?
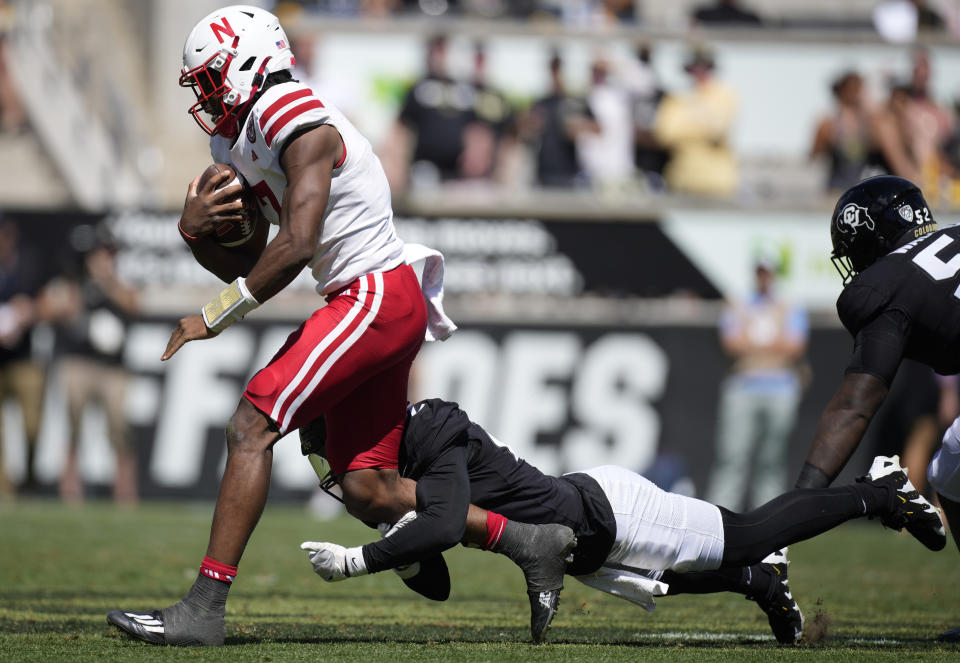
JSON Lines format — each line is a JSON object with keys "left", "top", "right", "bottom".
{"left": 837, "top": 224, "right": 960, "bottom": 384}
{"left": 401, "top": 399, "right": 615, "bottom": 575}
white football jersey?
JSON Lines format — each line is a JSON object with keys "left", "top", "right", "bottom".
{"left": 210, "top": 80, "right": 404, "bottom": 295}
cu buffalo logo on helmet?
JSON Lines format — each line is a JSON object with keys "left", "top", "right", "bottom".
{"left": 836, "top": 203, "right": 875, "bottom": 235}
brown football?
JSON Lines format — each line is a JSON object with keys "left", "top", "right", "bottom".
{"left": 198, "top": 163, "right": 260, "bottom": 247}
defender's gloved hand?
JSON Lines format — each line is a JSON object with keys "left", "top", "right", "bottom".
{"left": 300, "top": 541, "right": 367, "bottom": 581}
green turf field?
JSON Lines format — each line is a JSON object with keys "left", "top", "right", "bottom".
{"left": 1, "top": 500, "right": 958, "bottom": 662}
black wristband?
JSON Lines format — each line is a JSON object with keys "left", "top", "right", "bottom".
{"left": 795, "top": 462, "right": 832, "bottom": 490}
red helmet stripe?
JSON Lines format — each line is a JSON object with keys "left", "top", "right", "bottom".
{"left": 259, "top": 89, "right": 315, "bottom": 131}
{"left": 264, "top": 99, "right": 324, "bottom": 147}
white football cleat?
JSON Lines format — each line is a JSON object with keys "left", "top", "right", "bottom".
{"left": 857, "top": 455, "right": 946, "bottom": 551}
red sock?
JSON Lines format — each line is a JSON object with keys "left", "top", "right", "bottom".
{"left": 484, "top": 511, "right": 508, "bottom": 550}
{"left": 200, "top": 556, "right": 237, "bottom": 583}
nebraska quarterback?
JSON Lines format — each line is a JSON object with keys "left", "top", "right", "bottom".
{"left": 108, "top": 5, "right": 575, "bottom": 647}
{"left": 107, "top": 5, "right": 449, "bottom": 646}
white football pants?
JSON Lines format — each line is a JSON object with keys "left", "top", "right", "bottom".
{"left": 581, "top": 464, "right": 726, "bottom": 573}
{"left": 929, "top": 416, "right": 960, "bottom": 501}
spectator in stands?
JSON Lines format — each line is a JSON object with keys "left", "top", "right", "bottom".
{"left": 620, "top": 43, "right": 667, "bottom": 189}
{"left": 0, "top": 0, "right": 25, "bottom": 133}
{"left": 0, "top": 220, "right": 48, "bottom": 499}
{"left": 810, "top": 71, "right": 873, "bottom": 193}
{"left": 907, "top": 48, "right": 953, "bottom": 175}
{"left": 870, "top": 82, "right": 923, "bottom": 183}
{"left": 462, "top": 41, "right": 513, "bottom": 181}
{"left": 913, "top": 0, "right": 947, "bottom": 31}
{"left": 602, "top": 0, "right": 637, "bottom": 22}
{"left": 389, "top": 34, "right": 478, "bottom": 189}
{"left": 361, "top": 0, "right": 400, "bottom": 17}
{"left": 691, "top": 0, "right": 763, "bottom": 26}
{"left": 707, "top": 254, "right": 808, "bottom": 510}
{"left": 53, "top": 225, "right": 139, "bottom": 504}
{"left": 577, "top": 55, "right": 636, "bottom": 193}
{"left": 938, "top": 99, "right": 960, "bottom": 188}
{"left": 874, "top": 2, "right": 947, "bottom": 45}
{"left": 288, "top": 0, "right": 400, "bottom": 16}
{"left": 653, "top": 46, "right": 738, "bottom": 197}
{"left": 520, "top": 52, "right": 598, "bottom": 188}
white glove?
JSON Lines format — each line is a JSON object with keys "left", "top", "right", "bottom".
{"left": 378, "top": 511, "right": 420, "bottom": 579}
{"left": 300, "top": 541, "right": 367, "bottom": 581}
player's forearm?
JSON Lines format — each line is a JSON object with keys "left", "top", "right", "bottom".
{"left": 803, "top": 409, "right": 870, "bottom": 484}
{"left": 800, "top": 374, "right": 887, "bottom": 484}
{"left": 242, "top": 231, "right": 313, "bottom": 303}
{"left": 361, "top": 450, "right": 470, "bottom": 573}
{"left": 361, "top": 504, "right": 467, "bottom": 573}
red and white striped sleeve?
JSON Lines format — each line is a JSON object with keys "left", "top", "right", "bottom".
{"left": 256, "top": 85, "right": 328, "bottom": 153}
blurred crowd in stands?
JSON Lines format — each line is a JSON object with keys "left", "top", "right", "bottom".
{"left": 288, "top": 29, "right": 960, "bottom": 202}
{"left": 812, "top": 46, "right": 960, "bottom": 204}
{"left": 0, "top": 220, "right": 139, "bottom": 503}
{"left": 350, "top": 34, "right": 742, "bottom": 197}
{"left": 278, "top": 0, "right": 954, "bottom": 32}
{"left": 1, "top": 0, "right": 958, "bottom": 206}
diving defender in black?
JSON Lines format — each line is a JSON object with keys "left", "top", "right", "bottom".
{"left": 303, "top": 397, "right": 944, "bottom": 644}
{"left": 351, "top": 399, "right": 934, "bottom": 579}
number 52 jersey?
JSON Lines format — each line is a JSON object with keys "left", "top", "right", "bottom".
{"left": 839, "top": 224, "right": 960, "bottom": 384}
{"left": 210, "top": 80, "right": 405, "bottom": 296}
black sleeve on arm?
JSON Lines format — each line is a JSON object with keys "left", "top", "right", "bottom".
{"left": 845, "top": 309, "right": 911, "bottom": 387}
{"left": 278, "top": 124, "right": 322, "bottom": 162}
{"left": 360, "top": 444, "right": 470, "bottom": 573}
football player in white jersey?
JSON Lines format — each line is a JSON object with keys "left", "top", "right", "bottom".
{"left": 108, "top": 6, "right": 574, "bottom": 646}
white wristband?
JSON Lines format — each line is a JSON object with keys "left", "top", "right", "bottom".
{"left": 344, "top": 546, "right": 368, "bottom": 578}
{"left": 201, "top": 277, "right": 259, "bottom": 333}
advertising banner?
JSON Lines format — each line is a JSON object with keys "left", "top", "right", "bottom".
{"left": 12, "top": 318, "right": 863, "bottom": 501}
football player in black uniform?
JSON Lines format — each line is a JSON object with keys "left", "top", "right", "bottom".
{"left": 298, "top": 397, "right": 943, "bottom": 645}
{"left": 794, "top": 175, "right": 960, "bottom": 641}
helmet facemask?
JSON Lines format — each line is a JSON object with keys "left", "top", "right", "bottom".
{"left": 180, "top": 48, "right": 272, "bottom": 138}
{"left": 179, "top": 45, "right": 241, "bottom": 137}
{"left": 830, "top": 252, "right": 856, "bottom": 285}
{"left": 830, "top": 229, "right": 885, "bottom": 285}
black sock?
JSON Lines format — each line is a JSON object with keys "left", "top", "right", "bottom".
{"left": 719, "top": 483, "right": 889, "bottom": 568}
{"left": 662, "top": 567, "right": 762, "bottom": 597}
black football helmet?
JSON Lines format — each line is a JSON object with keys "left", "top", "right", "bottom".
{"left": 830, "top": 175, "right": 938, "bottom": 284}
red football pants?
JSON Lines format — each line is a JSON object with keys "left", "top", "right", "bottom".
{"left": 244, "top": 264, "right": 427, "bottom": 475}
